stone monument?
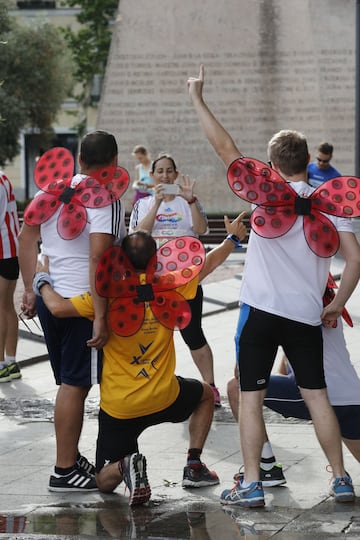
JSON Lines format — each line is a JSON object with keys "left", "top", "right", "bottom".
{"left": 97, "top": 0, "right": 355, "bottom": 213}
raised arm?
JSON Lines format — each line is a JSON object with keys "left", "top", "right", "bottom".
{"left": 199, "top": 212, "right": 247, "bottom": 281}
{"left": 187, "top": 65, "right": 242, "bottom": 169}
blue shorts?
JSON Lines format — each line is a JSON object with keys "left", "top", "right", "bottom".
{"left": 264, "top": 373, "right": 360, "bottom": 440}
{"left": 95, "top": 376, "right": 203, "bottom": 471}
{"left": 36, "top": 296, "right": 101, "bottom": 386}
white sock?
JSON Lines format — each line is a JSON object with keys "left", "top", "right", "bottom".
{"left": 260, "top": 441, "right": 276, "bottom": 470}
{"left": 4, "top": 356, "right": 16, "bottom": 366}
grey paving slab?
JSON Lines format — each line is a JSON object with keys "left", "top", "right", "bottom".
{"left": 2, "top": 251, "right": 360, "bottom": 537}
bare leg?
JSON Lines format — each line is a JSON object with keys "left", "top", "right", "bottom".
{"left": 5, "top": 280, "right": 18, "bottom": 357}
{"left": 239, "top": 389, "right": 267, "bottom": 484}
{"left": 188, "top": 383, "right": 214, "bottom": 448}
{"left": 227, "top": 377, "right": 240, "bottom": 421}
{"left": 54, "top": 383, "right": 90, "bottom": 468}
{"left": 301, "top": 387, "right": 346, "bottom": 477}
{"left": 0, "top": 276, "right": 13, "bottom": 361}
{"left": 96, "top": 462, "right": 122, "bottom": 493}
{"left": 190, "top": 343, "right": 215, "bottom": 385}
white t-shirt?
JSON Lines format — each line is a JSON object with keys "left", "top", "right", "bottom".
{"left": 39, "top": 174, "right": 126, "bottom": 297}
{"left": 129, "top": 195, "right": 208, "bottom": 241}
{"left": 240, "top": 181, "right": 353, "bottom": 325}
{"left": 323, "top": 321, "right": 360, "bottom": 406}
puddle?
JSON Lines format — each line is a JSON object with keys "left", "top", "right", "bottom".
{"left": 0, "top": 501, "right": 270, "bottom": 539}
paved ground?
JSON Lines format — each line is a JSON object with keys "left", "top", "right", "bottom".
{"left": 1, "top": 250, "right": 360, "bottom": 538}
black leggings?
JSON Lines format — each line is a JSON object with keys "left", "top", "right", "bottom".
{"left": 180, "top": 284, "right": 207, "bottom": 350}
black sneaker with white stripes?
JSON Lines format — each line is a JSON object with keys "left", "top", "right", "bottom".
{"left": 48, "top": 466, "right": 97, "bottom": 492}
{"left": 77, "top": 454, "right": 96, "bottom": 476}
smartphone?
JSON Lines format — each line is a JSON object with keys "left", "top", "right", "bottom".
{"left": 162, "top": 183, "right": 180, "bottom": 195}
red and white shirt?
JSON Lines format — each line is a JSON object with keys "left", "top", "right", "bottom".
{"left": 0, "top": 172, "right": 19, "bottom": 259}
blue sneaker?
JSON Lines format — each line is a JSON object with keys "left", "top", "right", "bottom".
{"left": 330, "top": 475, "right": 355, "bottom": 503}
{"left": 220, "top": 479, "right": 265, "bottom": 508}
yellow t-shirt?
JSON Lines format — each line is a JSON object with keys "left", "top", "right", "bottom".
{"left": 70, "top": 276, "right": 198, "bottom": 419}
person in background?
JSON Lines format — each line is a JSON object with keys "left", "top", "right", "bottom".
{"left": 18, "top": 131, "right": 127, "bottom": 492}
{"left": 0, "top": 171, "right": 21, "bottom": 382}
{"left": 131, "top": 145, "right": 154, "bottom": 206}
{"left": 34, "top": 215, "right": 247, "bottom": 505}
{"left": 129, "top": 153, "right": 223, "bottom": 407}
{"left": 307, "top": 142, "right": 341, "bottom": 188}
{"left": 187, "top": 64, "right": 360, "bottom": 507}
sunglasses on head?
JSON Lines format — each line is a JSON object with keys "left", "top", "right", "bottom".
{"left": 317, "top": 157, "right": 330, "bottom": 164}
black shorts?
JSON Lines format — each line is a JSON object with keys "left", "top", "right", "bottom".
{"left": 180, "top": 284, "right": 207, "bottom": 350}
{"left": 95, "top": 376, "right": 203, "bottom": 472}
{"left": 0, "top": 257, "right": 19, "bottom": 280}
{"left": 235, "top": 304, "right": 325, "bottom": 391}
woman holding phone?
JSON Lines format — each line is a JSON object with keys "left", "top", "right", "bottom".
{"left": 129, "top": 154, "right": 222, "bottom": 407}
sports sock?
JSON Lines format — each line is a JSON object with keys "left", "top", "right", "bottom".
{"left": 187, "top": 448, "right": 202, "bottom": 468}
{"left": 4, "top": 356, "right": 16, "bottom": 366}
{"left": 260, "top": 441, "right": 276, "bottom": 471}
{"left": 54, "top": 465, "right": 76, "bottom": 476}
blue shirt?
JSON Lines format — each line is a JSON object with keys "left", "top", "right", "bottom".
{"left": 307, "top": 162, "right": 341, "bottom": 188}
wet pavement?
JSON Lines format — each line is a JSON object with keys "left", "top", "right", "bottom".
{"left": 1, "top": 250, "right": 360, "bottom": 539}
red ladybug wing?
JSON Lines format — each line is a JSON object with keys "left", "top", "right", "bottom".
{"left": 87, "top": 166, "right": 130, "bottom": 204}
{"left": 147, "top": 237, "right": 205, "bottom": 290}
{"left": 34, "top": 148, "right": 74, "bottom": 192}
{"left": 342, "top": 307, "right": 353, "bottom": 327}
{"left": 327, "top": 273, "right": 338, "bottom": 289}
{"left": 56, "top": 203, "right": 87, "bottom": 240}
{"left": 303, "top": 212, "right": 339, "bottom": 257}
{"left": 151, "top": 290, "right": 192, "bottom": 330}
{"left": 311, "top": 176, "right": 360, "bottom": 219}
{"left": 24, "top": 192, "right": 62, "bottom": 226}
{"left": 108, "top": 297, "right": 144, "bottom": 336}
{"left": 250, "top": 205, "right": 297, "bottom": 238}
{"left": 227, "top": 157, "right": 295, "bottom": 207}
{"left": 95, "top": 246, "right": 139, "bottom": 298}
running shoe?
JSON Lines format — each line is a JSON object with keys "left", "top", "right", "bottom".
{"left": 7, "top": 362, "right": 22, "bottom": 380}
{"left": 220, "top": 478, "right": 265, "bottom": 508}
{"left": 234, "top": 463, "right": 286, "bottom": 487}
{"left": 49, "top": 466, "right": 97, "bottom": 492}
{"left": 120, "top": 453, "right": 151, "bottom": 506}
{"left": 182, "top": 463, "right": 220, "bottom": 488}
{"left": 330, "top": 475, "right": 355, "bottom": 503}
{"left": 77, "top": 454, "right": 96, "bottom": 476}
{"left": 211, "top": 385, "right": 221, "bottom": 407}
{"left": 0, "top": 366, "right": 11, "bottom": 383}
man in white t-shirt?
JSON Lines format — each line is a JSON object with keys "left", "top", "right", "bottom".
{"left": 187, "top": 65, "right": 360, "bottom": 507}
{"left": 18, "top": 131, "right": 127, "bottom": 492}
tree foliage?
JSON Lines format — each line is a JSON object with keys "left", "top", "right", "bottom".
{"left": 0, "top": 2, "right": 74, "bottom": 166}
{"left": 60, "top": 0, "right": 118, "bottom": 131}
